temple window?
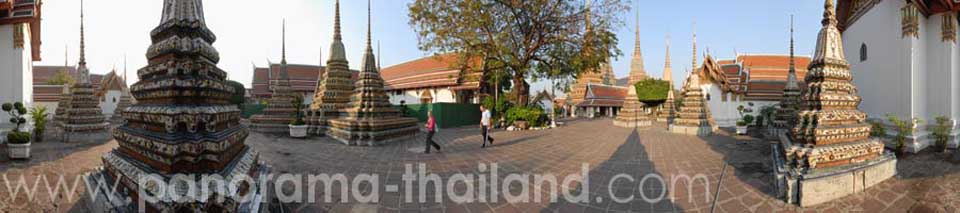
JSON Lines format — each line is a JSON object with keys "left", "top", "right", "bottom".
{"left": 859, "top": 43, "right": 868, "bottom": 62}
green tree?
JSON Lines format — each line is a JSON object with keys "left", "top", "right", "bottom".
{"left": 409, "top": 0, "right": 628, "bottom": 106}
{"left": 47, "top": 69, "right": 75, "bottom": 86}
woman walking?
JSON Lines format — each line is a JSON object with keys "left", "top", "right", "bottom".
{"left": 424, "top": 111, "right": 442, "bottom": 153}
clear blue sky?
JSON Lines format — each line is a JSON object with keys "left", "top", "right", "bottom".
{"left": 37, "top": 0, "right": 826, "bottom": 93}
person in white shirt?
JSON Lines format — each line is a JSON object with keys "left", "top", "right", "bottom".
{"left": 480, "top": 105, "right": 495, "bottom": 148}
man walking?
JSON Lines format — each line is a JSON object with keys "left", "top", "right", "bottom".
{"left": 480, "top": 106, "right": 495, "bottom": 148}
{"left": 424, "top": 110, "right": 441, "bottom": 153}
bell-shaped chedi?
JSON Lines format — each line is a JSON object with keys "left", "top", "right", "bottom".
{"left": 309, "top": 0, "right": 355, "bottom": 136}
{"left": 668, "top": 66, "right": 715, "bottom": 136}
{"left": 327, "top": 0, "right": 418, "bottom": 146}
{"left": 60, "top": 0, "right": 109, "bottom": 142}
{"left": 772, "top": 0, "right": 896, "bottom": 207}
{"left": 85, "top": 0, "right": 270, "bottom": 211}
{"left": 614, "top": 7, "right": 652, "bottom": 128}
{"left": 250, "top": 20, "right": 302, "bottom": 133}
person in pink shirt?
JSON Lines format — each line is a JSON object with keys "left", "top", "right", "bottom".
{"left": 424, "top": 110, "right": 442, "bottom": 153}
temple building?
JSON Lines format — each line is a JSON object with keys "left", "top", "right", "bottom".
{"left": 773, "top": 0, "right": 895, "bottom": 206}
{"left": 310, "top": 0, "right": 357, "bottom": 136}
{"left": 837, "top": 0, "right": 960, "bottom": 151}
{"left": 59, "top": 1, "right": 108, "bottom": 142}
{"left": 614, "top": 6, "right": 653, "bottom": 127}
{"left": 85, "top": 0, "right": 269, "bottom": 211}
{"left": 33, "top": 65, "right": 105, "bottom": 114}
{"left": 0, "top": 0, "right": 41, "bottom": 131}
{"left": 250, "top": 21, "right": 302, "bottom": 133}
{"left": 327, "top": 0, "right": 418, "bottom": 146}
{"left": 381, "top": 53, "right": 484, "bottom": 105}
{"left": 698, "top": 54, "right": 811, "bottom": 127}
{"left": 578, "top": 84, "right": 628, "bottom": 118}
{"left": 96, "top": 68, "right": 130, "bottom": 119}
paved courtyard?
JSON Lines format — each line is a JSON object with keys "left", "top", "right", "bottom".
{"left": 1, "top": 118, "right": 960, "bottom": 212}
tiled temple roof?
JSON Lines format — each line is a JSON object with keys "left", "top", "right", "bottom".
{"left": 32, "top": 65, "right": 104, "bottom": 102}
{"left": 250, "top": 63, "right": 359, "bottom": 98}
{"left": 577, "top": 84, "right": 628, "bottom": 107}
{"left": 700, "top": 54, "right": 811, "bottom": 101}
{"left": 380, "top": 53, "right": 483, "bottom": 91}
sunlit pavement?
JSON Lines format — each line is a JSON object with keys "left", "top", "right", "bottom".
{"left": 2, "top": 119, "right": 960, "bottom": 212}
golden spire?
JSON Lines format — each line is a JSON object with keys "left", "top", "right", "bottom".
{"left": 664, "top": 33, "right": 672, "bottom": 83}
{"left": 785, "top": 15, "right": 799, "bottom": 90}
{"left": 334, "top": 0, "right": 342, "bottom": 41}
{"left": 79, "top": 0, "right": 86, "bottom": 66}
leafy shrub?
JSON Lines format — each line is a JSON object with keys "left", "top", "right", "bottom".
{"left": 932, "top": 116, "right": 952, "bottom": 152}
{"left": 634, "top": 79, "right": 670, "bottom": 102}
{"left": 29, "top": 106, "right": 49, "bottom": 142}
{"left": 3, "top": 102, "right": 28, "bottom": 132}
{"left": 481, "top": 96, "right": 512, "bottom": 117}
{"left": 6, "top": 131, "right": 31, "bottom": 144}
{"left": 289, "top": 95, "right": 306, "bottom": 126}
{"left": 506, "top": 107, "right": 545, "bottom": 127}
{"left": 869, "top": 120, "right": 887, "bottom": 138}
{"left": 743, "top": 115, "right": 755, "bottom": 125}
{"left": 887, "top": 114, "right": 914, "bottom": 155}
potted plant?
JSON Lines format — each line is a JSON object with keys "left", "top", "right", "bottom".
{"left": 288, "top": 95, "right": 308, "bottom": 138}
{"left": 931, "top": 116, "right": 952, "bottom": 153}
{"left": 29, "top": 105, "right": 48, "bottom": 142}
{"left": 4, "top": 102, "right": 31, "bottom": 159}
{"left": 735, "top": 105, "right": 750, "bottom": 134}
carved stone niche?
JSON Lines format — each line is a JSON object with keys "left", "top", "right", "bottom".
{"left": 901, "top": 3, "right": 920, "bottom": 39}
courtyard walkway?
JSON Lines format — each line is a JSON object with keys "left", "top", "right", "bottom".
{"left": 0, "top": 119, "right": 959, "bottom": 212}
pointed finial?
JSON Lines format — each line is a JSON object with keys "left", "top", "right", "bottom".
{"left": 334, "top": 0, "right": 342, "bottom": 41}
{"left": 79, "top": 0, "right": 86, "bottom": 65}
{"left": 64, "top": 44, "right": 68, "bottom": 69}
{"left": 123, "top": 53, "right": 128, "bottom": 83}
{"left": 822, "top": 0, "right": 837, "bottom": 26}
{"left": 378, "top": 40, "right": 382, "bottom": 69}
{"left": 282, "top": 19, "right": 287, "bottom": 63}
{"left": 790, "top": 14, "right": 795, "bottom": 73}
{"left": 691, "top": 20, "right": 697, "bottom": 71}
{"left": 367, "top": 0, "right": 372, "bottom": 48}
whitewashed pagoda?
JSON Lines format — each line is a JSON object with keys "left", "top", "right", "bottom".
{"left": 772, "top": 0, "right": 896, "bottom": 207}
{"left": 669, "top": 68, "right": 714, "bottom": 136}
{"left": 249, "top": 21, "right": 301, "bottom": 133}
{"left": 327, "top": 0, "right": 418, "bottom": 146}
{"left": 614, "top": 6, "right": 652, "bottom": 128}
{"left": 309, "top": 0, "right": 355, "bottom": 136}
{"left": 60, "top": 0, "right": 109, "bottom": 142}
{"left": 84, "top": 0, "right": 269, "bottom": 211}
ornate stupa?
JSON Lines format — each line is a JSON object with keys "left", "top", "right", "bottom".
{"left": 569, "top": 1, "right": 612, "bottom": 111}
{"left": 669, "top": 67, "right": 714, "bottom": 136}
{"left": 773, "top": 0, "right": 895, "bottom": 207}
{"left": 54, "top": 82, "right": 72, "bottom": 124}
{"left": 327, "top": 0, "right": 418, "bottom": 146}
{"left": 60, "top": 0, "right": 109, "bottom": 142}
{"left": 249, "top": 20, "right": 301, "bottom": 133}
{"left": 111, "top": 66, "right": 133, "bottom": 123}
{"left": 309, "top": 0, "right": 355, "bottom": 136}
{"left": 772, "top": 17, "right": 802, "bottom": 136}
{"left": 657, "top": 34, "right": 676, "bottom": 122}
{"left": 614, "top": 7, "right": 652, "bottom": 128}
{"left": 85, "top": 0, "right": 269, "bottom": 211}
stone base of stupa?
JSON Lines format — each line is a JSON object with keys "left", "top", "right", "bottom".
{"left": 669, "top": 124, "right": 713, "bottom": 136}
{"left": 83, "top": 149, "right": 271, "bottom": 212}
{"left": 61, "top": 123, "right": 111, "bottom": 143}
{"left": 772, "top": 133, "right": 897, "bottom": 207}
{"left": 308, "top": 111, "right": 341, "bottom": 137}
{"left": 656, "top": 116, "right": 673, "bottom": 123}
{"left": 613, "top": 118, "right": 652, "bottom": 128}
{"left": 327, "top": 117, "right": 418, "bottom": 146}
{"left": 249, "top": 116, "right": 295, "bottom": 134}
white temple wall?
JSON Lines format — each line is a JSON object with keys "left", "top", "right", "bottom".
{"left": 923, "top": 15, "right": 948, "bottom": 121}
{"left": 100, "top": 90, "right": 122, "bottom": 117}
{"left": 844, "top": 0, "right": 911, "bottom": 120}
{"left": 0, "top": 24, "right": 35, "bottom": 131}
{"left": 388, "top": 88, "right": 457, "bottom": 105}
{"left": 699, "top": 83, "right": 774, "bottom": 128}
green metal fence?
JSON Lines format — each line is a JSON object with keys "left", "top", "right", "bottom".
{"left": 400, "top": 103, "right": 481, "bottom": 128}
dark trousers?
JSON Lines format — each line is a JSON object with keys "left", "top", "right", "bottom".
{"left": 482, "top": 125, "right": 494, "bottom": 146}
{"left": 425, "top": 131, "right": 441, "bottom": 153}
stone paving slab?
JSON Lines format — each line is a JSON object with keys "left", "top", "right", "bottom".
{"left": 1, "top": 119, "right": 959, "bottom": 212}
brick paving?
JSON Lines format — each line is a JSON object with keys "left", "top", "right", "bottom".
{"left": 1, "top": 118, "right": 960, "bottom": 212}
